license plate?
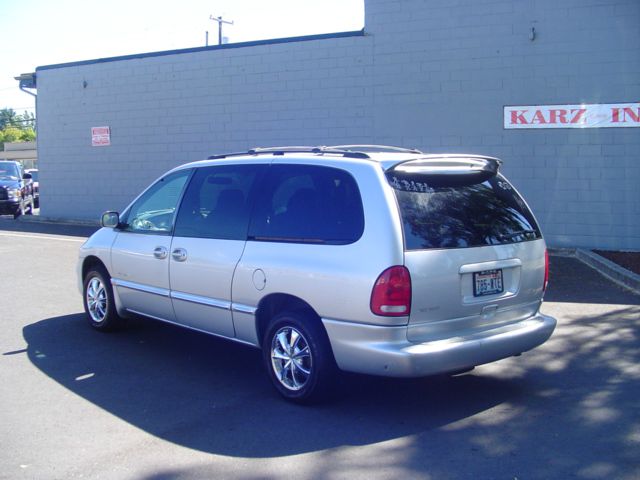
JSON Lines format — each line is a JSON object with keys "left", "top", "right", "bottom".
{"left": 473, "top": 269, "right": 503, "bottom": 297}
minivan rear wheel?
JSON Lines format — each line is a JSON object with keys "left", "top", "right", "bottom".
{"left": 263, "top": 311, "right": 336, "bottom": 403}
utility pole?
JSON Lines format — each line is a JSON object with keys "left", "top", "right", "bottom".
{"left": 209, "top": 15, "right": 233, "bottom": 45}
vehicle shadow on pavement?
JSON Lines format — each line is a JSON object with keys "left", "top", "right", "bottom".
{"left": 22, "top": 300, "right": 640, "bottom": 479}
{"left": 23, "top": 313, "right": 518, "bottom": 457}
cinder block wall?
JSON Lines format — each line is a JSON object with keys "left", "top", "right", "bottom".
{"left": 365, "top": 0, "right": 640, "bottom": 250}
{"left": 36, "top": 33, "right": 374, "bottom": 219}
{"left": 36, "top": 0, "right": 640, "bottom": 249}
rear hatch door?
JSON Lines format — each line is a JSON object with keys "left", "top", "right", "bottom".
{"left": 386, "top": 156, "right": 547, "bottom": 341}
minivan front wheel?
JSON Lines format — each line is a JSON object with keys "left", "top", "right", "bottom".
{"left": 83, "top": 266, "right": 120, "bottom": 331}
{"left": 263, "top": 311, "right": 336, "bottom": 403}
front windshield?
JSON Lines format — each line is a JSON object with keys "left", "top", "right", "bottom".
{"left": 0, "top": 163, "right": 20, "bottom": 179}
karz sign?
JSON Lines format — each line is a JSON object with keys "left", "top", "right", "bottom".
{"left": 504, "top": 103, "right": 640, "bottom": 129}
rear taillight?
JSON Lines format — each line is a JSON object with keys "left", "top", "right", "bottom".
{"left": 371, "top": 266, "right": 412, "bottom": 316}
{"left": 543, "top": 249, "right": 549, "bottom": 293}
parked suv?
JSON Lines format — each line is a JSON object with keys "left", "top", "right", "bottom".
{"left": 0, "top": 161, "right": 34, "bottom": 218}
{"left": 78, "top": 146, "right": 556, "bottom": 402}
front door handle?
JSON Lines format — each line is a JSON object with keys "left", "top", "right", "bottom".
{"left": 153, "top": 246, "right": 168, "bottom": 259}
{"left": 172, "top": 248, "right": 188, "bottom": 262}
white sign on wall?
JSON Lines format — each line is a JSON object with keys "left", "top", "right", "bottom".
{"left": 91, "top": 126, "right": 111, "bottom": 146}
{"left": 504, "top": 103, "right": 640, "bottom": 129}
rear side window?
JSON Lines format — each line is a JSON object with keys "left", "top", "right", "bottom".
{"left": 174, "top": 164, "right": 265, "bottom": 240}
{"left": 389, "top": 172, "right": 541, "bottom": 250}
{"left": 249, "top": 164, "right": 364, "bottom": 244}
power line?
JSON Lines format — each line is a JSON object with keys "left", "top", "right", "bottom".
{"left": 2, "top": 119, "right": 36, "bottom": 124}
{"left": 209, "top": 15, "right": 234, "bottom": 45}
{"left": 0, "top": 107, "right": 36, "bottom": 111}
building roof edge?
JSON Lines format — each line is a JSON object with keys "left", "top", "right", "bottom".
{"left": 36, "top": 29, "right": 365, "bottom": 72}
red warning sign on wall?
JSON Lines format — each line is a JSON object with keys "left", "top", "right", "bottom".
{"left": 91, "top": 126, "right": 111, "bottom": 146}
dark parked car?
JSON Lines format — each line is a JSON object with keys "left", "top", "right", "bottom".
{"left": 25, "top": 168, "right": 39, "bottom": 208}
{"left": 0, "top": 161, "right": 35, "bottom": 218}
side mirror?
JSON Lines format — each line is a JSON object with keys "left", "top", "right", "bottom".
{"left": 101, "top": 211, "right": 120, "bottom": 228}
{"left": 23, "top": 173, "right": 32, "bottom": 180}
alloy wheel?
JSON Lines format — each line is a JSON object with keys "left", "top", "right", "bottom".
{"left": 270, "top": 326, "right": 312, "bottom": 391}
{"left": 86, "top": 277, "right": 107, "bottom": 322}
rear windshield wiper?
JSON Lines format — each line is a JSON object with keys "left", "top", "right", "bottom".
{"left": 498, "top": 229, "right": 537, "bottom": 241}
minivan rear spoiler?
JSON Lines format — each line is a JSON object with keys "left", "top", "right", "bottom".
{"left": 388, "top": 155, "right": 501, "bottom": 174}
{"left": 386, "top": 156, "right": 502, "bottom": 187}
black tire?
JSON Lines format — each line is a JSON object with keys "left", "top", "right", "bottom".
{"left": 262, "top": 310, "right": 337, "bottom": 404}
{"left": 13, "top": 200, "right": 25, "bottom": 219}
{"left": 82, "top": 265, "right": 121, "bottom": 331}
{"left": 34, "top": 197, "right": 39, "bottom": 208}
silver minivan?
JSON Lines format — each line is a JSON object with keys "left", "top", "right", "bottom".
{"left": 78, "top": 146, "right": 556, "bottom": 402}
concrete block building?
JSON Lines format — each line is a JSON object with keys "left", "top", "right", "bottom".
{"left": 32, "top": 0, "right": 639, "bottom": 249}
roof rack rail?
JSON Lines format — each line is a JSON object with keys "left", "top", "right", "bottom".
{"left": 329, "top": 145, "right": 424, "bottom": 154}
{"left": 208, "top": 146, "right": 371, "bottom": 160}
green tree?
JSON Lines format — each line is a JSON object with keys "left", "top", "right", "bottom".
{"left": 20, "top": 127, "right": 36, "bottom": 141}
{"left": 0, "top": 108, "right": 37, "bottom": 149}
{"left": 0, "top": 108, "right": 19, "bottom": 129}
{"left": 17, "top": 111, "right": 35, "bottom": 129}
{"left": 1, "top": 126, "right": 23, "bottom": 143}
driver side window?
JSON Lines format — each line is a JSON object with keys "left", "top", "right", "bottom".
{"left": 122, "top": 169, "right": 191, "bottom": 234}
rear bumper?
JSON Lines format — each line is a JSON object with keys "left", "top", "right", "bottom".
{"left": 322, "top": 311, "right": 556, "bottom": 377}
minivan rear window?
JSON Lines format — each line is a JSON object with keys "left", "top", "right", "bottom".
{"left": 388, "top": 172, "right": 541, "bottom": 250}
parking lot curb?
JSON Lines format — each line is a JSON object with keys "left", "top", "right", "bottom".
{"left": 17, "top": 215, "right": 100, "bottom": 227}
{"left": 548, "top": 248, "right": 576, "bottom": 258}
{"left": 575, "top": 249, "right": 640, "bottom": 295}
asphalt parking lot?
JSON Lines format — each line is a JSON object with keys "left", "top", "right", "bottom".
{"left": 0, "top": 218, "right": 638, "bottom": 480}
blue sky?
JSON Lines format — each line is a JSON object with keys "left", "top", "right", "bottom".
{"left": 0, "top": 0, "right": 364, "bottom": 114}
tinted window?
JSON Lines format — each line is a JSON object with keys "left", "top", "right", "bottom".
{"left": 389, "top": 172, "right": 541, "bottom": 250}
{"left": 122, "top": 169, "right": 191, "bottom": 234}
{"left": 174, "top": 164, "right": 265, "bottom": 240}
{"left": 249, "top": 164, "right": 364, "bottom": 244}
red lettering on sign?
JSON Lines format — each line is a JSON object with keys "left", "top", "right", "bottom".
{"left": 612, "top": 108, "right": 621, "bottom": 123}
{"left": 506, "top": 103, "right": 640, "bottom": 129}
{"left": 549, "top": 109, "right": 568, "bottom": 124}
{"left": 611, "top": 107, "right": 640, "bottom": 123}
{"left": 622, "top": 107, "right": 640, "bottom": 123}
{"left": 531, "top": 110, "right": 547, "bottom": 124}
{"left": 570, "top": 109, "right": 587, "bottom": 124}
{"left": 510, "top": 110, "right": 528, "bottom": 124}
